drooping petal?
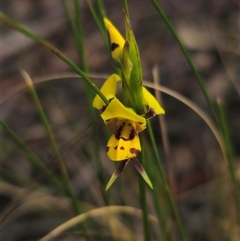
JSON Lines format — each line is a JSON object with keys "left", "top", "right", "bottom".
{"left": 105, "top": 160, "right": 129, "bottom": 190}
{"left": 104, "top": 18, "right": 125, "bottom": 67}
{"left": 101, "top": 97, "right": 146, "bottom": 129}
{"left": 106, "top": 122, "right": 141, "bottom": 161}
{"left": 142, "top": 87, "right": 165, "bottom": 115}
{"left": 92, "top": 74, "right": 121, "bottom": 110}
{"left": 131, "top": 158, "right": 153, "bottom": 189}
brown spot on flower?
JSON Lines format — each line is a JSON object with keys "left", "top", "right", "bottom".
{"left": 114, "top": 145, "right": 118, "bottom": 150}
{"left": 130, "top": 148, "right": 140, "bottom": 155}
{"left": 128, "top": 129, "right": 136, "bottom": 140}
{"left": 106, "top": 146, "right": 110, "bottom": 152}
{"left": 120, "top": 146, "right": 125, "bottom": 150}
{"left": 144, "top": 108, "right": 156, "bottom": 119}
{"left": 111, "top": 43, "right": 119, "bottom": 52}
{"left": 115, "top": 122, "right": 125, "bottom": 140}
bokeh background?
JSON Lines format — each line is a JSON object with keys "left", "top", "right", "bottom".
{"left": 1, "top": 0, "right": 239, "bottom": 240}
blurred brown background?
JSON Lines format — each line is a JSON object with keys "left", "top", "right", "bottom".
{"left": 1, "top": 0, "right": 240, "bottom": 240}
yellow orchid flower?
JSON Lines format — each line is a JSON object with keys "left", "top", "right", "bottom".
{"left": 93, "top": 16, "right": 165, "bottom": 190}
{"left": 93, "top": 73, "right": 164, "bottom": 162}
{"left": 101, "top": 97, "right": 146, "bottom": 161}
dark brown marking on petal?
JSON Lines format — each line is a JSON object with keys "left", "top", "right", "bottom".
{"left": 106, "top": 30, "right": 120, "bottom": 68}
{"left": 115, "top": 122, "right": 125, "bottom": 140}
{"left": 114, "top": 160, "right": 129, "bottom": 176}
{"left": 128, "top": 129, "right": 136, "bottom": 140}
{"left": 120, "top": 146, "right": 125, "bottom": 150}
{"left": 111, "top": 43, "right": 119, "bottom": 52}
{"left": 131, "top": 157, "right": 144, "bottom": 173}
{"left": 106, "top": 146, "right": 110, "bottom": 152}
{"left": 101, "top": 105, "right": 107, "bottom": 112}
{"left": 144, "top": 108, "right": 156, "bottom": 119}
{"left": 114, "top": 145, "right": 118, "bottom": 150}
{"left": 130, "top": 148, "right": 140, "bottom": 155}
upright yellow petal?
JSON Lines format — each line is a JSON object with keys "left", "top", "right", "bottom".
{"left": 101, "top": 97, "right": 146, "bottom": 130}
{"left": 142, "top": 87, "right": 165, "bottom": 115}
{"left": 93, "top": 74, "right": 121, "bottom": 110}
{"left": 104, "top": 18, "right": 125, "bottom": 67}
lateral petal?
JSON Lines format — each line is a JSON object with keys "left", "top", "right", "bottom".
{"left": 142, "top": 87, "right": 165, "bottom": 115}
{"left": 92, "top": 74, "right": 121, "bottom": 110}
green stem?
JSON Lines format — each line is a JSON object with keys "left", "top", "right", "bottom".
{"left": 85, "top": 0, "right": 107, "bottom": 43}
{"left": 151, "top": 188, "right": 171, "bottom": 241}
{"left": 0, "top": 11, "right": 108, "bottom": 106}
{"left": 0, "top": 119, "right": 62, "bottom": 189}
{"left": 217, "top": 99, "right": 240, "bottom": 225}
{"left": 22, "top": 71, "right": 81, "bottom": 215}
{"left": 147, "top": 122, "right": 189, "bottom": 241}
{"left": 138, "top": 141, "right": 151, "bottom": 241}
{"left": 74, "top": 0, "right": 88, "bottom": 72}
{"left": 150, "top": 0, "right": 217, "bottom": 123}
{"left": 122, "top": 0, "right": 130, "bottom": 18}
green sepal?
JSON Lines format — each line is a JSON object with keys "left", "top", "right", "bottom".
{"left": 121, "top": 12, "right": 143, "bottom": 114}
{"left": 131, "top": 158, "right": 153, "bottom": 189}
{"left": 105, "top": 160, "right": 129, "bottom": 190}
{"left": 121, "top": 40, "right": 133, "bottom": 82}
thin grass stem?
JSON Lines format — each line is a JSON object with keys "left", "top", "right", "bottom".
{"left": 85, "top": 0, "right": 107, "bottom": 43}
{"left": 217, "top": 99, "right": 240, "bottom": 228}
{"left": 21, "top": 70, "right": 81, "bottom": 215}
{"left": 147, "top": 122, "right": 189, "bottom": 241}
{"left": 149, "top": 0, "right": 217, "bottom": 123}
{"left": 0, "top": 120, "right": 63, "bottom": 189}
{"left": 138, "top": 146, "right": 151, "bottom": 241}
{"left": 0, "top": 11, "right": 108, "bottom": 106}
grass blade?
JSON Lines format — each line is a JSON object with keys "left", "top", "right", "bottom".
{"left": 217, "top": 99, "right": 240, "bottom": 228}
{"left": 21, "top": 70, "right": 81, "bottom": 215}
{"left": 0, "top": 11, "right": 108, "bottom": 106}
{"left": 0, "top": 120, "right": 62, "bottom": 189}
{"left": 149, "top": 0, "right": 217, "bottom": 123}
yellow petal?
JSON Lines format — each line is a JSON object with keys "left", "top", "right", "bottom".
{"left": 106, "top": 123, "right": 141, "bottom": 161}
{"left": 104, "top": 18, "right": 125, "bottom": 67}
{"left": 93, "top": 74, "right": 121, "bottom": 110}
{"left": 142, "top": 87, "right": 165, "bottom": 115}
{"left": 101, "top": 97, "right": 146, "bottom": 129}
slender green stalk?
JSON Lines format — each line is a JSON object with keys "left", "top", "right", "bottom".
{"left": 72, "top": 1, "right": 109, "bottom": 202}
{"left": 74, "top": 0, "right": 88, "bottom": 72}
{"left": 0, "top": 11, "right": 108, "bottom": 106}
{"left": 142, "top": 139, "right": 171, "bottom": 241}
{"left": 147, "top": 121, "right": 189, "bottom": 241}
{"left": 95, "top": 0, "right": 106, "bottom": 18}
{"left": 139, "top": 179, "right": 151, "bottom": 240}
{"left": 122, "top": 0, "right": 130, "bottom": 19}
{"left": 139, "top": 147, "right": 151, "bottom": 241}
{"left": 21, "top": 70, "right": 81, "bottom": 215}
{"left": 85, "top": 0, "right": 107, "bottom": 43}
{"left": 149, "top": 0, "right": 217, "bottom": 123}
{"left": 61, "top": 0, "right": 88, "bottom": 72}
{"left": 217, "top": 99, "right": 240, "bottom": 225}
{"left": 0, "top": 120, "right": 62, "bottom": 189}
{"left": 151, "top": 187, "right": 171, "bottom": 241}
